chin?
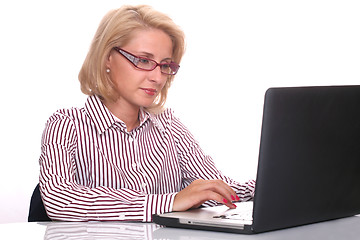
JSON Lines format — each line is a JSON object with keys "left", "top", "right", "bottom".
{"left": 139, "top": 101, "right": 155, "bottom": 109}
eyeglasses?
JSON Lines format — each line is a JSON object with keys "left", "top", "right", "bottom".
{"left": 113, "top": 47, "right": 180, "bottom": 75}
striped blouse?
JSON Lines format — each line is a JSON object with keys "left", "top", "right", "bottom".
{"left": 39, "top": 95, "right": 255, "bottom": 222}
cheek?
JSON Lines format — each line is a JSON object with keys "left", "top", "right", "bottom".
{"left": 158, "top": 79, "right": 170, "bottom": 95}
{"left": 109, "top": 71, "right": 122, "bottom": 88}
{"left": 110, "top": 65, "right": 133, "bottom": 86}
{"left": 160, "top": 79, "right": 169, "bottom": 91}
{"left": 162, "top": 77, "right": 171, "bottom": 87}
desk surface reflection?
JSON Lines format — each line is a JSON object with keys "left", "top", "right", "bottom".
{"left": 1, "top": 216, "right": 360, "bottom": 240}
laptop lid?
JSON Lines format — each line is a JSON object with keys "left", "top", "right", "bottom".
{"left": 252, "top": 85, "right": 360, "bottom": 232}
{"left": 153, "top": 85, "right": 360, "bottom": 234}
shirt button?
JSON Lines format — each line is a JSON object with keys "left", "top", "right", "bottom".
{"left": 142, "top": 182, "right": 147, "bottom": 188}
{"left": 119, "top": 213, "right": 125, "bottom": 220}
{"left": 132, "top": 163, "right": 137, "bottom": 168}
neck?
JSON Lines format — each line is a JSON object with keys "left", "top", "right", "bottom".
{"left": 103, "top": 98, "right": 140, "bottom": 132}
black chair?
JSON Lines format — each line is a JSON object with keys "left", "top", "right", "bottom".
{"left": 28, "top": 184, "right": 51, "bottom": 222}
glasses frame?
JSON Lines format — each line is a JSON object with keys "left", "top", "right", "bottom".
{"left": 113, "top": 47, "right": 180, "bottom": 75}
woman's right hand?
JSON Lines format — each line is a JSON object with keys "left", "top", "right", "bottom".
{"left": 172, "top": 179, "right": 240, "bottom": 212}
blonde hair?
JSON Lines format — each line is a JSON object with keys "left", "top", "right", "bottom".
{"left": 79, "top": 5, "right": 185, "bottom": 113}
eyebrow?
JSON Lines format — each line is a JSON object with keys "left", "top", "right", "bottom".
{"left": 138, "top": 51, "right": 172, "bottom": 62}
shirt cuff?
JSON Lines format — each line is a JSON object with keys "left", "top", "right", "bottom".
{"left": 143, "top": 192, "right": 177, "bottom": 222}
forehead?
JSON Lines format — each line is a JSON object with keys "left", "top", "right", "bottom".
{"left": 123, "top": 28, "right": 173, "bottom": 60}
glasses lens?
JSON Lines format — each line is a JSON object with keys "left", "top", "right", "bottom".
{"left": 170, "top": 63, "right": 180, "bottom": 74}
{"left": 137, "top": 58, "right": 157, "bottom": 70}
{"left": 160, "top": 63, "right": 179, "bottom": 75}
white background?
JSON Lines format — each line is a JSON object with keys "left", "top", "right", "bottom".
{"left": 0, "top": 0, "right": 359, "bottom": 223}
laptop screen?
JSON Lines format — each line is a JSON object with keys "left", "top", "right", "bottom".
{"left": 253, "top": 85, "right": 360, "bottom": 232}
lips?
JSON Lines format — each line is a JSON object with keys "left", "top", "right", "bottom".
{"left": 141, "top": 88, "right": 157, "bottom": 96}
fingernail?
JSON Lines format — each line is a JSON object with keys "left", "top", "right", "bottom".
{"left": 231, "top": 195, "right": 235, "bottom": 201}
{"left": 223, "top": 198, "right": 228, "bottom": 203}
{"left": 236, "top": 195, "right": 240, "bottom": 201}
{"left": 233, "top": 203, "right": 237, "bottom": 208}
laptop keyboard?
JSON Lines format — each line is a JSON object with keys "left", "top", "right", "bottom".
{"left": 212, "top": 201, "right": 253, "bottom": 222}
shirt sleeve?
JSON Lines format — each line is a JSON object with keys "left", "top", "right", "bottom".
{"left": 170, "top": 113, "right": 256, "bottom": 205}
{"left": 39, "top": 111, "right": 176, "bottom": 222}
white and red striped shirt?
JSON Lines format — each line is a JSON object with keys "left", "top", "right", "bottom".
{"left": 39, "top": 95, "right": 255, "bottom": 222}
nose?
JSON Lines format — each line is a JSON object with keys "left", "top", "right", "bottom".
{"left": 148, "top": 65, "right": 166, "bottom": 83}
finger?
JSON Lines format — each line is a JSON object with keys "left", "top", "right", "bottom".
{"left": 204, "top": 180, "right": 238, "bottom": 204}
{"left": 202, "top": 190, "right": 237, "bottom": 209}
{"left": 196, "top": 183, "right": 236, "bottom": 209}
{"left": 173, "top": 179, "right": 238, "bottom": 211}
{"left": 191, "top": 180, "right": 236, "bottom": 206}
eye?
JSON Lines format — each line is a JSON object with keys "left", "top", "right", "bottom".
{"left": 169, "top": 63, "right": 179, "bottom": 71}
{"left": 138, "top": 58, "right": 150, "bottom": 65}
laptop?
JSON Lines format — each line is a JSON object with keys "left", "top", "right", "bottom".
{"left": 153, "top": 85, "right": 360, "bottom": 234}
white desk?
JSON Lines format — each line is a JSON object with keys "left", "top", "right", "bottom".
{"left": 1, "top": 216, "right": 360, "bottom": 239}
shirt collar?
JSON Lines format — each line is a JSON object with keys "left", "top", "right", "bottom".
{"left": 85, "top": 95, "right": 166, "bottom": 134}
{"left": 147, "top": 110, "right": 166, "bottom": 134}
{"left": 85, "top": 95, "right": 117, "bottom": 134}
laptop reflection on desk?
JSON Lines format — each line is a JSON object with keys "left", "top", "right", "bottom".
{"left": 153, "top": 85, "right": 360, "bottom": 234}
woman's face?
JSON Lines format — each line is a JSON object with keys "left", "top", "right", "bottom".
{"left": 106, "top": 28, "right": 173, "bottom": 110}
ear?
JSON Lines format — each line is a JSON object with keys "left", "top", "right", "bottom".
{"left": 105, "top": 51, "right": 112, "bottom": 69}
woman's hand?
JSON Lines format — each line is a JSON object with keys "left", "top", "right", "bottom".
{"left": 172, "top": 179, "right": 240, "bottom": 212}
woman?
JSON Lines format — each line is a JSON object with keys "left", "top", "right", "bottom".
{"left": 39, "top": 5, "right": 255, "bottom": 222}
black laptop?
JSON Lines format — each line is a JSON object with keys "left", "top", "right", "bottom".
{"left": 153, "top": 85, "right": 360, "bottom": 234}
